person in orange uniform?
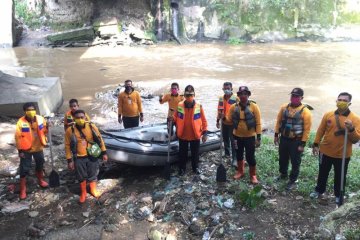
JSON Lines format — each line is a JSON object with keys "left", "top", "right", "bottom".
{"left": 159, "top": 82, "right": 184, "bottom": 118}
{"left": 63, "top": 99, "right": 90, "bottom": 130}
{"left": 65, "top": 110, "right": 108, "bottom": 203}
{"left": 216, "top": 82, "right": 239, "bottom": 166}
{"left": 172, "top": 85, "right": 208, "bottom": 175}
{"left": 118, "top": 79, "right": 144, "bottom": 129}
{"left": 227, "top": 86, "right": 262, "bottom": 184}
{"left": 15, "top": 102, "right": 49, "bottom": 200}
{"left": 311, "top": 92, "right": 360, "bottom": 206}
{"left": 274, "top": 88, "right": 312, "bottom": 190}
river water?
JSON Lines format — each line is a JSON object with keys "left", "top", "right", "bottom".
{"left": 1, "top": 42, "right": 360, "bottom": 131}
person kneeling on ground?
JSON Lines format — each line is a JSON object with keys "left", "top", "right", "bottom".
{"left": 65, "top": 110, "right": 108, "bottom": 203}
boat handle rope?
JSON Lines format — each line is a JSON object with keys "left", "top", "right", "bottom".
{"left": 100, "top": 129, "right": 219, "bottom": 146}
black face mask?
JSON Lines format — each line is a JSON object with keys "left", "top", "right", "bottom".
{"left": 125, "top": 86, "right": 133, "bottom": 92}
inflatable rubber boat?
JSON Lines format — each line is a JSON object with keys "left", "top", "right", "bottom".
{"left": 101, "top": 123, "right": 221, "bottom": 166}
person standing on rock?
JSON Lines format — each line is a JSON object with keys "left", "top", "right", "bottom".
{"left": 118, "top": 79, "right": 144, "bottom": 129}
{"left": 274, "top": 88, "right": 312, "bottom": 190}
{"left": 216, "top": 82, "right": 239, "bottom": 167}
{"left": 65, "top": 110, "right": 108, "bottom": 203}
{"left": 172, "top": 85, "right": 208, "bottom": 175}
{"left": 311, "top": 92, "right": 360, "bottom": 206}
{"left": 15, "top": 102, "right": 49, "bottom": 200}
{"left": 159, "top": 82, "right": 184, "bottom": 120}
{"left": 227, "top": 86, "right": 262, "bottom": 184}
{"left": 64, "top": 99, "right": 90, "bottom": 130}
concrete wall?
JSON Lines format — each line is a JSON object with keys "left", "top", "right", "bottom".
{"left": 0, "top": 0, "right": 14, "bottom": 47}
{"left": 0, "top": 71, "right": 63, "bottom": 117}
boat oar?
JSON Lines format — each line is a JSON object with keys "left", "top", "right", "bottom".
{"left": 216, "top": 111, "right": 227, "bottom": 183}
{"left": 338, "top": 127, "right": 348, "bottom": 206}
{"left": 163, "top": 109, "right": 174, "bottom": 180}
{"left": 47, "top": 116, "right": 60, "bottom": 188}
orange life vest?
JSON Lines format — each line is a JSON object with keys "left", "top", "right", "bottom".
{"left": 16, "top": 115, "right": 47, "bottom": 150}
{"left": 65, "top": 110, "right": 74, "bottom": 125}
{"left": 218, "top": 94, "right": 237, "bottom": 111}
{"left": 176, "top": 102, "right": 203, "bottom": 139}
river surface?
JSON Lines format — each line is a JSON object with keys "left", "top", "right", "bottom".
{"left": 1, "top": 42, "right": 360, "bottom": 131}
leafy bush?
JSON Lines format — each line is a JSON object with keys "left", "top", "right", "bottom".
{"left": 14, "top": 0, "right": 41, "bottom": 29}
{"left": 235, "top": 185, "right": 264, "bottom": 209}
{"left": 242, "top": 231, "right": 256, "bottom": 240}
{"left": 226, "top": 37, "right": 246, "bottom": 45}
{"left": 344, "top": 228, "right": 360, "bottom": 240}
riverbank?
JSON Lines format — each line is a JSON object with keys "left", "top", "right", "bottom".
{"left": 1, "top": 116, "right": 360, "bottom": 239}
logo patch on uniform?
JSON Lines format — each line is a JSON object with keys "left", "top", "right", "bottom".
{"left": 327, "top": 119, "right": 332, "bottom": 126}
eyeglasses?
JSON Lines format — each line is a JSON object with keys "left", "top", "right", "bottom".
{"left": 185, "top": 94, "right": 194, "bottom": 97}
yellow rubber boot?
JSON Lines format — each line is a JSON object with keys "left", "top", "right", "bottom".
{"left": 19, "top": 177, "right": 27, "bottom": 200}
{"left": 89, "top": 181, "right": 100, "bottom": 199}
{"left": 79, "top": 181, "right": 87, "bottom": 203}
{"left": 249, "top": 166, "right": 259, "bottom": 184}
{"left": 36, "top": 171, "right": 49, "bottom": 188}
{"left": 233, "top": 160, "right": 245, "bottom": 180}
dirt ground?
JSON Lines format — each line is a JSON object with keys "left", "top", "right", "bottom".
{"left": 0, "top": 117, "right": 337, "bottom": 240}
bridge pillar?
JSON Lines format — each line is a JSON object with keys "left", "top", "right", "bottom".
{"left": 0, "top": 0, "right": 14, "bottom": 48}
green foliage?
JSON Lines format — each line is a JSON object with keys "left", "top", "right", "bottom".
{"left": 256, "top": 135, "right": 360, "bottom": 196}
{"left": 339, "top": 12, "right": 360, "bottom": 24}
{"left": 242, "top": 231, "right": 256, "bottom": 240}
{"left": 205, "top": 0, "right": 356, "bottom": 34}
{"left": 49, "top": 22, "right": 84, "bottom": 32}
{"left": 226, "top": 37, "right": 246, "bottom": 45}
{"left": 234, "top": 184, "right": 264, "bottom": 209}
{"left": 14, "top": 0, "right": 41, "bottom": 29}
{"left": 344, "top": 227, "right": 360, "bottom": 240}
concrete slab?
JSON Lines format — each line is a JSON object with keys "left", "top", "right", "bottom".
{"left": 0, "top": 71, "right": 63, "bottom": 117}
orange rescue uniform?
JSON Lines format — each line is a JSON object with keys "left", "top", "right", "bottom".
{"left": 160, "top": 93, "right": 184, "bottom": 117}
{"left": 217, "top": 94, "right": 238, "bottom": 125}
{"left": 15, "top": 116, "right": 47, "bottom": 152}
{"left": 227, "top": 102, "right": 262, "bottom": 137}
{"left": 275, "top": 103, "right": 312, "bottom": 142}
{"left": 314, "top": 110, "right": 360, "bottom": 158}
{"left": 64, "top": 110, "right": 91, "bottom": 130}
{"left": 118, "top": 91, "right": 143, "bottom": 117}
{"left": 64, "top": 123, "right": 106, "bottom": 160}
{"left": 173, "top": 101, "right": 208, "bottom": 141}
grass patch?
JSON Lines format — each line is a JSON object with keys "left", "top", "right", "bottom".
{"left": 344, "top": 227, "right": 360, "bottom": 240}
{"left": 255, "top": 134, "right": 360, "bottom": 196}
{"left": 226, "top": 37, "right": 247, "bottom": 45}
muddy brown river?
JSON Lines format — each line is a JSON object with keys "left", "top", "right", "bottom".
{"left": 1, "top": 42, "right": 360, "bottom": 130}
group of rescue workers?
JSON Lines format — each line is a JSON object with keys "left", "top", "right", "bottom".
{"left": 14, "top": 79, "right": 360, "bottom": 206}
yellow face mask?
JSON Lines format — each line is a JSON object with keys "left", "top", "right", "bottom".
{"left": 336, "top": 101, "right": 349, "bottom": 111}
{"left": 25, "top": 110, "right": 36, "bottom": 119}
{"left": 75, "top": 118, "right": 85, "bottom": 126}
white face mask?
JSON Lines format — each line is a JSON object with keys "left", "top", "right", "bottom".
{"left": 223, "top": 89, "right": 232, "bottom": 95}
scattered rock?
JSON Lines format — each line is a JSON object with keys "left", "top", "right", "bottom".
{"left": 60, "top": 220, "right": 72, "bottom": 226}
{"left": 140, "top": 196, "right": 153, "bottom": 205}
{"left": 104, "top": 224, "right": 118, "bottom": 232}
{"left": 82, "top": 212, "right": 90, "bottom": 218}
{"left": 1, "top": 202, "right": 30, "bottom": 213}
{"left": 197, "top": 201, "right": 210, "bottom": 210}
{"left": 148, "top": 228, "right": 163, "bottom": 240}
{"left": 28, "top": 211, "right": 39, "bottom": 218}
{"left": 28, "top": 224, "right": 45, "bottom": 238}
